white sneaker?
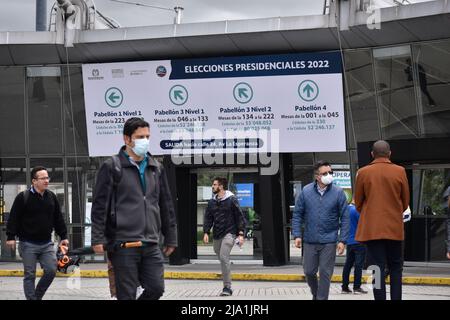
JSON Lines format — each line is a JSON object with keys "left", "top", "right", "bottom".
{"left": 110, "top": 296, "right": 117, "bottom": 300}
{"left": 136, "top": 286, "right": 144, "bottom": 299}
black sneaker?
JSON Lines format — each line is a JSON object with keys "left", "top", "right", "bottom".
{"left": 353, "top": 287, "right": 368, "bottom": 294}
{"left": 341, "top": 287, "right": 352, "bottom": 294}
{"left": 220, "top": 287, "right": 233, "bottom": 296}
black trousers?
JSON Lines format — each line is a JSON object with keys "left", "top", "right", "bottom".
{"left": 342, "top": 243, "right": 367, "bottom": 289}
{"left": 109, "top": 244, "right": 165, "bottom": 300}
{"left": 365, "top": 240, "right": 403, "bottom": 300}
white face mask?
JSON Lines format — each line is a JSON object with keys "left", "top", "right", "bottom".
{"left": 132, "top": 138, "right": 149, "bottom": 157}
{"left": 320, "top": 174, "right": 333, "bottom": 185}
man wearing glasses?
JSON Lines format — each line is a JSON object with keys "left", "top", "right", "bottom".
{"left": 292, "top": 160, "right": 349, "bottom": 300}
{"left": 6, "top": 166, "right": 68, "bottom": 300}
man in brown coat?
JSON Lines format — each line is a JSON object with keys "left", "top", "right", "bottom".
{"left": 354, "top": 140, "right": 410, "bottom": 300}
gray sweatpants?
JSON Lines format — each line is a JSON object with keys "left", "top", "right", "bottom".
{"left": 303, "top": 243, "right": 337, "bottom": 300}
{"left": 213, "top": 233, "right": 235, "bottom": 289}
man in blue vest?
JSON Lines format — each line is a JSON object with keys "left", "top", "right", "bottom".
{"left": 341, "top": 200, "right": 367, "bottom": 294}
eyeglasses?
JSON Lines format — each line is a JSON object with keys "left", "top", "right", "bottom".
{"left": 319, "top": 171, "right": 333, "bottom": 176}
{"left": 35, "top": 177, "right": 51, "bottom": 181}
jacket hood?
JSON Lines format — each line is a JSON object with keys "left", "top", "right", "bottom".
{"left": 214, "top": 190, "right": 235, "bottom": 201}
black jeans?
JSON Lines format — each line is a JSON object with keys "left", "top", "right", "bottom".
{"left": 365, "top": 240, "right": 403, "bottom": 300}
{"left": 342, "top": 243, "right": 366, "bottom": 289}
{"left": 109, "top": 244, "right": 165, "bottom": 300}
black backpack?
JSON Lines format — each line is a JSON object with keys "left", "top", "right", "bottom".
{"left": 110, "top": 155, "right": 122, "bottom": 188}
{"left": 105, "top": 154, "right": 160, "bottom": 229}
{"left": 107, "top": 155, "right": 122, "bottom": 231}
{"left": 104, "top": 154, "right": 161, "bottom": 249}
{"left": 108, "top": 154, "right": 161, "bottom": 188}
{"left": 23, "top": 189, "right": 56, "bottom": 207}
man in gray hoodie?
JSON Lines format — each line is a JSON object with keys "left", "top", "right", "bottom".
{"left": 91, "top": 117, "right": 177, "bottom": 300}
{"left": 203, "top": 177, "right": 246, "bottom": 296}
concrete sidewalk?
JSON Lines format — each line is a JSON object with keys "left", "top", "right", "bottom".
{"left": 1, "top": 277, "right": 449, "bottom": 300}
{"left": 1, "top": 260, "right": 449, "bottom": 286}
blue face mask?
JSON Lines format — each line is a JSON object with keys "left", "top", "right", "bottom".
{"left": 132, "top": 138, "right": 149, "bottom": 157}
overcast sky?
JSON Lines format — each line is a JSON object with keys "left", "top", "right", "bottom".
{"left": 0, "top": 0, "right": 433, "bottom": 31}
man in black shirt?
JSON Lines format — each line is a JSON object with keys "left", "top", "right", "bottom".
{"left": 6, "top": 166, "right": 68, "bottom": 300}
{"left": 203, "top": 177, "right": 246, "bottom": 296}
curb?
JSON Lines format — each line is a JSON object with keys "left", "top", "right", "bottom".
{"left": 1, "top": 270, "right": 449, "bottom": 286}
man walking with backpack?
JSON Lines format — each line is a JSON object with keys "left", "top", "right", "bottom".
{"left": 91, "top": 117, "right": 178, "bottom": 300}
{"left": 203, "top": 177, "right": 247, "bottom": 297}
{"left": 6, "top": 166, "right": 68, "bottom": 300}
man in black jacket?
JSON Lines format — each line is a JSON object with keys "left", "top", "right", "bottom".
{"left": 91, "top": 117, "right": 178, "bottom": 300}
{"left": 6, "top": 166, "right": 68, "bottom": 300}
{"left": 203, "top": 177, "right": 246, "bottom": 296}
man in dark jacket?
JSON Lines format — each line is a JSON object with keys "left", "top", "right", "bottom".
{"left": 6, "top": 166, "right": 68, "bottom": 300}
{"left": 203, "top": 177, "right": 246, "bottom": 296}
{"left": 91, "top": 117, "right": 178, "bottom": 300}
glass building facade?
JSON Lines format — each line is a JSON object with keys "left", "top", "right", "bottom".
{"left": 1, "top": 39, "right": 449, "bottom": 263}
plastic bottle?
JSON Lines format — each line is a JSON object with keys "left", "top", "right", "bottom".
{"left": 235, "top": 237, "right": 243, "bottom": 252}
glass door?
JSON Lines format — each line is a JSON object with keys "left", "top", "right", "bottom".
{"left": 194, "top": 167, "right": 261, "bottom": 260}
{"left": 404, "top": 165, "right": 449, "bottom": 262}
{"left": 0, "top": 158, "right": 27, "bottom": 261}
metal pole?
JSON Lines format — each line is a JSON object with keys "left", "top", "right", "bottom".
{"left": 174, "top": 6, "right": 184, "bottom": 24}
{"left": 36, "top": 0, "right": 47, "bottom": 31}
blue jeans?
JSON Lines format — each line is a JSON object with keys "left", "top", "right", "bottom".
{"left": 18, "top": 241, "right": 57, "bottom": 300}
{"left": 342, "top": 243, "right": 366, "bottom": 289}
{"left": 109, "top": 244, "right": 165, "bottom": 300}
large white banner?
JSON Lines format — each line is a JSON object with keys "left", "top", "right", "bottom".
{"left": 82, "top": 52, "right": 346, "bottom": 156}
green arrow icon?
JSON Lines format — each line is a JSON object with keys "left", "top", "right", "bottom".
{"left": 233, "top": 82, "right": 253, "bottom": 104}
{"left": 105, "top": 87, "right": 123, "bottom": 108}
{"left": 174, "top": 90, "right": 184, "bottom": 100}
{"left": 169, "top": 85, "right": 188, "bottom": 105}
{"left": 303, "top": 84, "right": 314, "bottom": 98}
{"left": 238, "top": 88, "right": 248, "bottom": 99}
{"left": 298, "top": 80, "right": 319, "bottom": 102}
{"left": 109, "top": 91, "right": 120, "bottom": 103}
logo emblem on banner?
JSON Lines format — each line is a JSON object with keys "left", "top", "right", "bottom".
{"left": 156, "top": 66, "right": 167, "bottom": 77}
